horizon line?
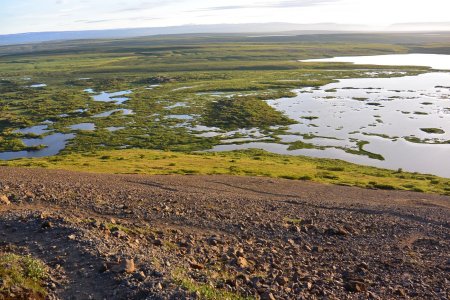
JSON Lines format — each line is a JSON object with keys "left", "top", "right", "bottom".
{"left": 2, "top": 21, "right": 450, "bottom": 36}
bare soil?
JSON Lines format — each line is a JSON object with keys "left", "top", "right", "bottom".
{"left": 0, "top": 167, "right": 449, "bottom": 299}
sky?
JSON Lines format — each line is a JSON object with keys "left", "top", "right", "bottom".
{"left": 1, "top": 0, "right": 449, "bottom": 35}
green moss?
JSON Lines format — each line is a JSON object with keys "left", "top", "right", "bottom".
{"left": 300, "top": 116, "right": 319, "bottom": 121}
{"left": 0, "top": 253, "right": 49, "bottom": 298}
{"left": 173, "top": 269, "right": 253, "bottom": 300}
{"left": 2, "top": 148, "right": 450, "bottom": 194}
{"left": 343, "top": 141, "right": 385, "bottom": 161}
{"left": 372, "top": 183, "right": 396, "bottom": 190}
{"left": 287, "top": 141, "right": 321, "bottom": 150}
{"left": 420, "top": 128, "right": 445, "bottom": 134}
{"left": 202, "top": 97, "right": 295, "bottom": 130}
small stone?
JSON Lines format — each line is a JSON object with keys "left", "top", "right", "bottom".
{"left": 208, "top": 236, "right": 220, "bottom": 246}
{"left": 261, "top": 291, "right": 276, "bottom": 300}
{"left": 394, "top": 288, "right": 406, "bottom": 297}
{"left": 276, "top": 276, "right": 289, "bottom": 286}
{"left": 68, "top": 234, "right": 76, "bottom": 240}
{"left": 287, "top": 239, "right": 296, "bottom": 246}
{"left": 312, "top": 246, "right": 323, "bottom": 253}
{"left": 112, "top": 230, "right": 127, "bottom": 239}
{"left": 25, "top": 191, "right": 35, "bottom": 199}
{"left": 98, "top": 263, "right": 108, "bottom": 273}
{"left": 344, "top": 280, "right": 366, "bottom": 292}
{"left": 121, "top": 259, "right": 136, "bottom": 273}
{"left": 236, "top": 274, "right": 250, "bottom": 283}
{"left": 0, "top": 195, "right": 11, "bottom": 205}
{"left": 325, "top": 227, "right": 350, "bottom": 236}
{"left": 236, "top": 257, "right": 249, "bottom": 268}
{"left": 41, "top": 221, "right": 53, "bottom": 229}
{"left": 290, "top": 225, "right": 301, "bottom": 233}
{"left": 133, "top": 271, "right": 146, "bottom": 281}
{"left": 190, "top": 262, "right": 204, "bottom": 270}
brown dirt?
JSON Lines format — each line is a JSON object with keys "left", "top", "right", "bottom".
{"left": 0, "top": 166, "right": 449, "bottom": 299}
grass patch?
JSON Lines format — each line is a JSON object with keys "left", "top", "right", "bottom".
{"left": 3, "top": 148, "right": 449, "bottom": 195}
{"left": 283, "top": 217, "right": 303, "bottom": 224}
{"left": 172, "top": 269, "right": 253, "bottom": 300}
{"left": 420, "top": 128, "right": 445, "bottom": 134}
{"left": 0, "top": 253, "right": 49, "bottom": 299}
{"left": 343, "top": 141, "right": 385, "bottom": 161}
{"left": 287, "top": 141, "right": 321, "bottom": 150}
{"left": 202, "top": 97, "right": 295, "bottom": 130}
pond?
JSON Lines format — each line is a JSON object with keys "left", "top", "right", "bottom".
{"left": 84, "top": 89, "right": 132, "bottom": 104}
{"left": 3, "top": 54, "right": 450, "bottom": 177}
{"left": 14, "top": 125, "right": 50, "bottom": 135}
{"left": 93, "top": 109, "right": 134, "bottom": 118}
{"left": 0, "top": 133, "right": 75, "bottom": 160}
{"left": 106, "top": 127, "right": 125, "bottom": 132}
{"left": 211, "top": 72, "right": 450, "bottom": 177}
{"left": 301, "top": 53, "right": 450, "bottom": 70}
{"left": 30, "top": 83, "right": 47, "bottom": 88}
{"left": 70, "top": 123, "right": 96, "bottom": 131}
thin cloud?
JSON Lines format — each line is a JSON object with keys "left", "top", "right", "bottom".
{"left": 116, "top": 0, "right": 185, "bottom": 12}
{"left": 271, "top": 0, "right": 339, "bottom": 7}
{"left": 193, "top": 0, "right": 340, "bottom": 12}
{"left": 77, "top": 17, "right": 160, "bottom": 24}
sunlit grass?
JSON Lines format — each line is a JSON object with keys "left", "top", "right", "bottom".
{"left": 2, "top": 149, "right": 449, "bottom": 195}
{"left": 0, "top": 253, "right": 49, "bottom": 298}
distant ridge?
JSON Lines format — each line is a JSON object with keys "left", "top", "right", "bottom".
{"left": 1, "top": 22, "right": 449, "bottom": 46}
{"left": 389, "top": 22, "right": 450, "bottom": 31}
{"left": 0, "top": 23, "right": 365, "bottom": 46}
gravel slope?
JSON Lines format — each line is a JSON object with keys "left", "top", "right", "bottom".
{"left": 0, "top": 167, "right": 449, "bottom": 299}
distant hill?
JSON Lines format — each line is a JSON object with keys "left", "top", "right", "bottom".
{"left": 1, "top": 22, "right": 449, "bottom": 46}
{"left": 0, "top": 23, "right": 373, "bottom": 46}
{"left": 389, "top": 22, "right": 450, "bottom": 32}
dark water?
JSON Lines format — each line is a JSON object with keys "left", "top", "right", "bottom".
{"left": 0, "top": 133, "right": 75, "bottom": 160}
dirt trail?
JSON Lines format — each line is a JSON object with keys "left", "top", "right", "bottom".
{"left": 0, "top": 167, "right": 449, "bottom": 299}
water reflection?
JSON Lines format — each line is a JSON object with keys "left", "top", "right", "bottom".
{"left": 0, "top": 133, "right": 75, "bottom": 160}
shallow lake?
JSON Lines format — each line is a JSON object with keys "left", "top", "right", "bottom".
{"left": 84, "top": 89, "right": 132, "bottom": 104}
{"left": 70, "top": 123, "right": 96, "bottom": 131}
{"left": 30, "top": 83, "right": 47, "bottom": 88}
{"left": 3, "top": 54, "right": 450, "bottom": 177}
{"left": 0, "top": 133, "right": 74, "bottom": 160}
{"left": 14, "top": 125, "right": 50, "bottom": 135}
{"left": 211, "top": 72, "right": 450, "bottom": 177}
{"left": 302, "top": 53, "right": 450, "bottom": 70}
{"left": 93, "top": 109, "right": 134, "bottom": 118}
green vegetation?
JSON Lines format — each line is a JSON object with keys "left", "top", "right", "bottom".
{"left": 1, "top": 34, "right": 450, "bottom": 193}
{"left": 404, "top": 136, "right": 450, "bottom": 144}
{"left": 344, "top": 141, "right": 385, "bottom": 161}
{"left": 362, "top": 132, "right": 398, "bottom": 140}
{"left": 300, "top": 116, "right": 320, "bottom": 121}
{"left": 173, "top": 268, "right": 253, "bottom": 300}
{"left": 0, "top": 34, "right": 430, "bottom": 155}
{"left": 0, "top": 253, "right": 49, "bottom": 298}
{"left": 203, "top": 97, "right": 295, "bottom": 130}
{"left": 287, "top": 140, "right": 323, "bottom": 150}
{"left": 420, "top": 128, "right": 445, "bottom": 134}
{"left": 2, "top": 149, "right": 449, "bottom": 195}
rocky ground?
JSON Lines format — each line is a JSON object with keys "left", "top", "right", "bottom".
{"left": 0, "top": 166, "right": 449, "bottom": 299}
